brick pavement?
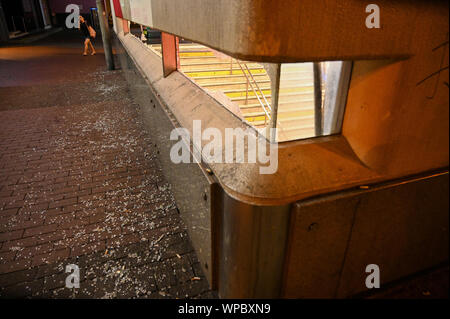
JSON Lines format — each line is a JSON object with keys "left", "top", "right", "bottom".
{"left": 0, "top": 34, "right": 214, "bottom": 298}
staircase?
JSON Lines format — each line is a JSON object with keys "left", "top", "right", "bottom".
{"left": 149, "top": 43, "right": 316, "bottom": 142}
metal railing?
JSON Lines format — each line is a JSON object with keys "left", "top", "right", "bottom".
{"left": 235, "top": 59, "right": 272, "bottom": 125}
{"left": 11, "top": 16, "right": 27, "bottom": 33}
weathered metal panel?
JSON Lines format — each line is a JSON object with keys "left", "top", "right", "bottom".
{"left": 218, "top": 195, "right": 290, "bottom": 298}
{"left": 129, "top": 0, "right": 153, "bottom": 26}
{"left": 283, "top": 172, "right": 449, "bottom": 298}
{"left": 283, "top": 193, "right": 358, "bottom": 298}
{"left": 336, "top": 172, "right": 449, "bottom": 297}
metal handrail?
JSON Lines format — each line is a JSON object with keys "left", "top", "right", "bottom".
{"left": 235, "top": 60, "right": 271, "bottom": 125}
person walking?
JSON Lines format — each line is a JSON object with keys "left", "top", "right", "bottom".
{"left": 79, "top": 16, "right": 96, "bottom": 56}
